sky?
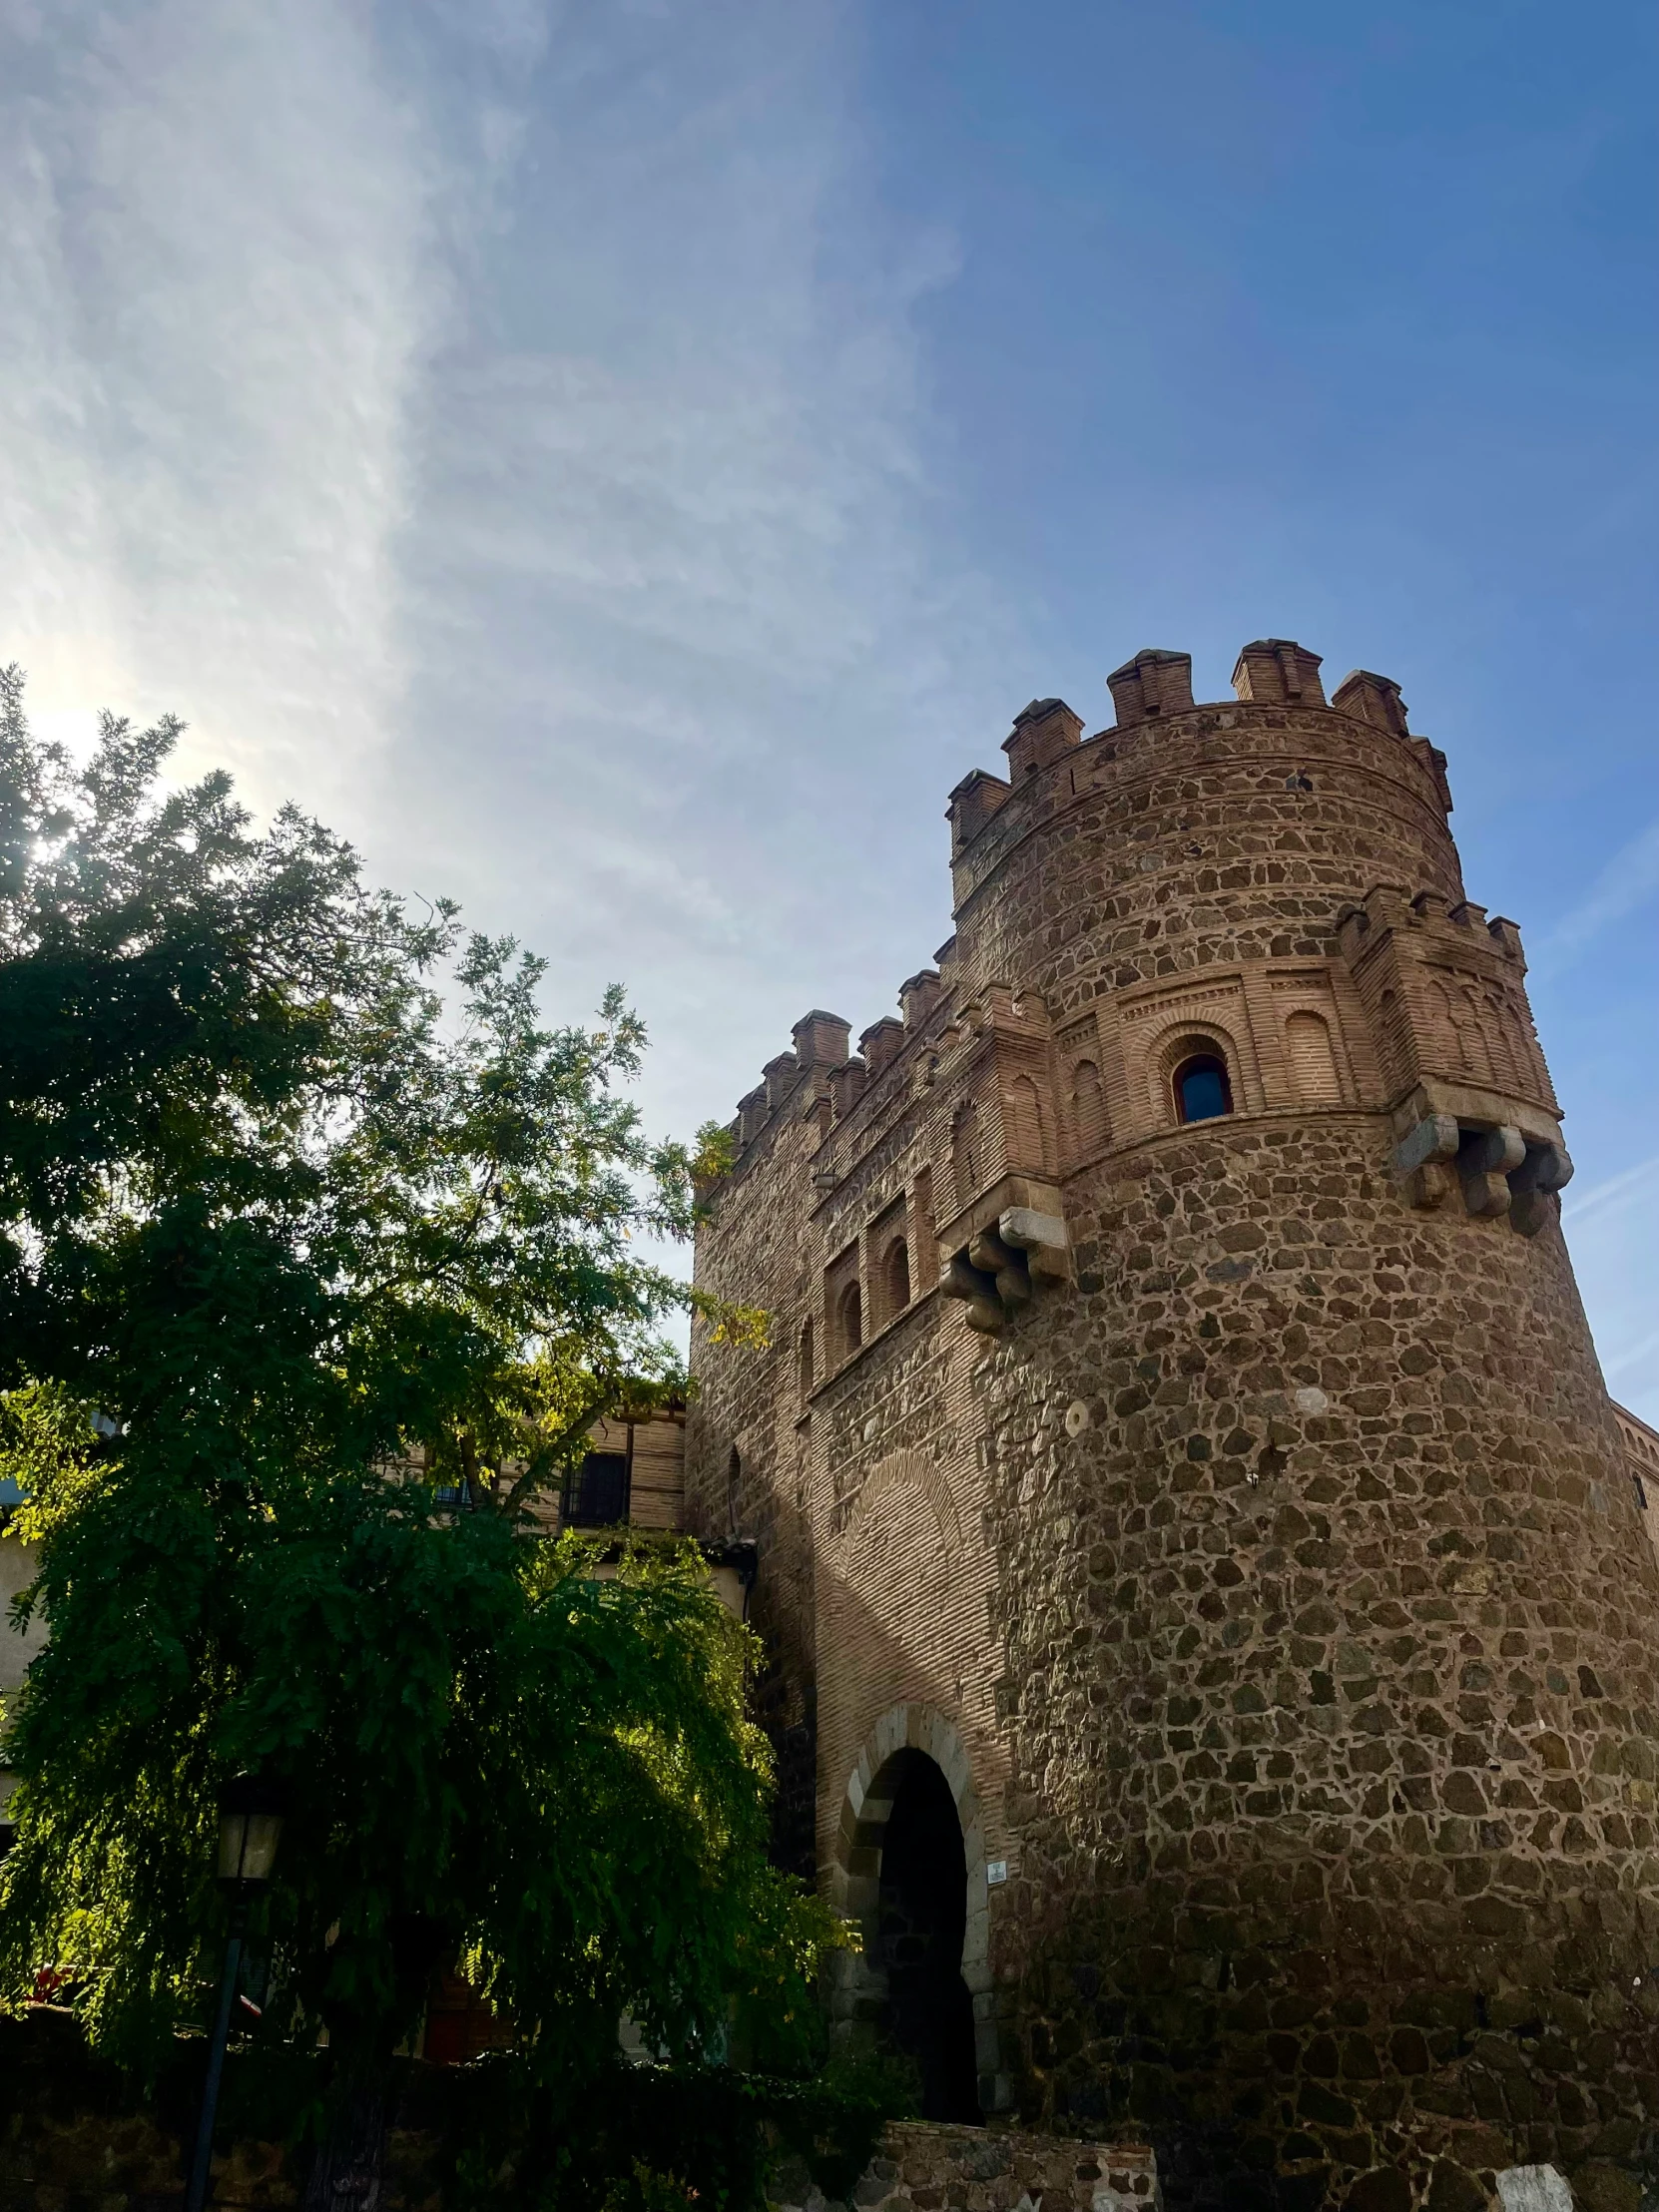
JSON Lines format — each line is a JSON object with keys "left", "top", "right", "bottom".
{"left": 2, "top": 0, "right": 1656, "bottom": 1410}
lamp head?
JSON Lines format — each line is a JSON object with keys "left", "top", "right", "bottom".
{"left": 217, "top": 1774, "right": 286, "bottom": 1894}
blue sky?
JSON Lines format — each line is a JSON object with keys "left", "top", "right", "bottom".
{"left": 2, "top": 0, "right": 1656, "bottom": 1407}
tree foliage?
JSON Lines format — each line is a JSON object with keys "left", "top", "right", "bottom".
{"left": 0, "top": 668, "right": 825, "bottom": 2141}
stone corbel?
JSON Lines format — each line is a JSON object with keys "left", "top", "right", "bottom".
{"left": 940, "top": 1210, "right": 1072, "bottom": 1334}
{"left": 1393, "top": 1112, "right": 1460, "bottom": 1210}
{"left": 942, "top": 1253, "right": 1003, "bottom": 1335}
{"left": 969, "top": 1226, "right": 1032, "bottom": 1314}
{"left": 998, "top": 1207, "right": 1071, "bottom": 1283}
{"left": 1460, "top": 1125, "right": 1525, "bottom": 1218}
{"left": 1509, "top": 1140, "right": 1574, "bottom": 1239}
{"left": 1394, "top": 1112, "right": 1573, "bottom": 1235}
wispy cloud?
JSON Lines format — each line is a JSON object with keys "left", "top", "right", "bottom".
{"left": 1603, "top": 1328, "right": 1659, "bottom": 1383}
{"left": 0, "top": 0, "right": 1013, "bottom": 1138}
{"left": 0, "top": 0, "right": 441, "bottom": 813}
{"left": 1532, "top": 815, "right": 1659, "bottom": 979}
{"left": 1561, "top": 1152, "right": 1659, "bottom": 1228}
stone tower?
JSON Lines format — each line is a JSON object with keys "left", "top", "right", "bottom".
{"left": 686, "top": 643, "right": 1659, "bottom": 2210}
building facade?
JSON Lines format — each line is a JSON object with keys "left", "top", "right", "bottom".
{"left": 686, "top": 643, "right": 1659, "bottom": 2209}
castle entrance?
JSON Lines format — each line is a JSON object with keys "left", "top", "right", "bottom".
{"left": 874, "top": 1749, "right": 979, "bottom": 2123}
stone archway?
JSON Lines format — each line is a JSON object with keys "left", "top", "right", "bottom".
{"left": 828, "top": 1704, "right": 1004, "bottom": 2114}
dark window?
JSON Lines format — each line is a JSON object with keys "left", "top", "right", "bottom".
{"left": 563, "top": 1450, "right": 629, "bottom": 1527}
{"left": 799, "top": 1319, "right": 815, "bottom": 1398}
{"left": 838, "top": 1281, "right": 862, "bottom": 1356}
{"left": 1176, "top": 1053, "right": 1233, "bottom": 1124}
{"left": 1636, "top": 1473, "right": 1649, "bottom": 1513}
{"left": 884, "top": 1239, "right": 910, "bottom": 1318}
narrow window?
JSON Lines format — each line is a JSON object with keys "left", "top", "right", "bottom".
{"left": 884, "top": 1238, "right": 910, "bottom": 1318}
{"left": 912, "top": 1167, "right": 938, "bottom": 1289}
{"left": 1004, "top": 1073, "right": 1047, "bottom": 1170}
{"left": 837, "top": 1280, "right": 862, "bottom": 1357}
{"left": 1175, "top": 1053, "right": 1232, "bottom": 1124}
{"left": 1377, "top": 988, "right": 1403, "bottom": 1088}
{"left": 1636, "top": 1473, "right": 1649, "bottom": 1513}
{"left": 799, "top": 1318, "right": 815, "bottom": 1398}
{"left": 726, "top": 1444, "right": 742, "bottom": 1533}
{"left": 951, "top": 1101, "right": 979, "bottom": 1212}
{"left": 1070, "top": 1058, "right": 1107, "bottom": 1156}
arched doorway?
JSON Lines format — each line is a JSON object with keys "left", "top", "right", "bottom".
{"left": 875, "top": 1750, "right": 979, "bottom": 2122}
{"left": 829, "top": 1703, "right": 1002, "bottom": 2115}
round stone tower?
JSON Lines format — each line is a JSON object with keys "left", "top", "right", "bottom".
{"left": 958, "top": 646, "right": 1659, "bottom": 2208}
{"left": 687, "top": 640, "right": 1659, "bottom": 2211}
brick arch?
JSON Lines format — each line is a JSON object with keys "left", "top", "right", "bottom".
{"left": 828, "top": 1702, "right": 1004, "bottom": 2110}
{"left": 839, "top": 1448, "right": 962, "bottom": 1555}
{"left": 1148, "top": 1015, "right": 1247, "bottom": 1124}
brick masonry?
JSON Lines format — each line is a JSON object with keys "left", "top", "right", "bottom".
{"left": 687, "top": 647, "right": 1659, "bottom": 2211}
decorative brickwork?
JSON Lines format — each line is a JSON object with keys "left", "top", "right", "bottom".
{"left": 688, "top": 646, "right": 1659, "bottom": 2209}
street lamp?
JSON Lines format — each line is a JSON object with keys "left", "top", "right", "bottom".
{"left": 184, "top": 1776, "right": 286, "bottom": 2212}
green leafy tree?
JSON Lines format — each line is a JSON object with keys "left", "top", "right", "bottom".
{"left": 0, "top": 669, "right": 834, "bottom": 2197}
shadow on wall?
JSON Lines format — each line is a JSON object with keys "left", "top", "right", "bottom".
{"left": 877, "top": 1750, "right": 979, "bottom": 2124}
{"left": 0, "top": 1537, "right": 46, "bottom": 1697}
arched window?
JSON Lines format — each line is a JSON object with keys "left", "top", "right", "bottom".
{"left": 1460, "top": 985, "right": 1493, "bottom": 1083}
{"left": 1285, "top": 1011, "right": 1341, "bottom": 1104}
{"left": 837, "top": 1280, "right": 862, "bottom": 1358}
{"left": 799, "top": 1318, "right": 814, "bottom": 1398}
{"left": 1070, "top": 1058, "right": 1107, "bottom": 1157}
{"left": 1426, "top": 978, "right": 1458, "bottom": 1066}
{"left": 883, "top": 1238, "right": 910, "bottom": 1319}
{"left": 1175, "top": 1052, "right": 1233, "bottom": 1124}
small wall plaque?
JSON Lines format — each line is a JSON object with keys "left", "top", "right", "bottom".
{"left": 986, "top": 1859, "right": 1008, "bottom": 1886}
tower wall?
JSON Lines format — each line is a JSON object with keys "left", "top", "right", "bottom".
{"left": 687, "top": 647, "right": 1659, "bottom": 2209}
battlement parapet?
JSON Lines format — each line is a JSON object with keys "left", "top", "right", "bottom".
{"left": 792, "top": 1010, "right": 851, "bottom": 1069}
{"left": 1332, "top": 667, "right": 1409, "bottom": 735}
{"left": 947, "top": 643, "right": 1444, "bottom": 869}
{"left": 1001, "top": 697, "right": 1083, "bottom": 783}
{"left": 761, "top": 1051, "right": 800, "bottom": 1114}
{"left": 723, "top": 972, "right": 952, "bottom": 1173}
{"left": 1337, "top": 882, "right": 1527, "bottom": 967}
{"left": 947, "top": 768, "right": 1012, "bottom": 857}
{"left": 1233, "top": 637, "right": 1326, "bottom": 705}
{"left": 735, "top": 1085, "right": 768, "bottom": 1149}
{"left": 1108, "top": 648, "right": 1194, "bottom": 727}
{"left": 859, "top": 1017, "right": 905, "bottom": 1077}
{"left": 898, "top": 969, "right": 941, "bottom": 1028}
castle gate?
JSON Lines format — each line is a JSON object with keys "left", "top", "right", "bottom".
{"left": 688, "top": 643, "right": 1659, "bottom": 2209}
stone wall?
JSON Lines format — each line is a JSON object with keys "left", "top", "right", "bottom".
{"left": 771, "top": 2120, "right": 1158, "bottom": 2212}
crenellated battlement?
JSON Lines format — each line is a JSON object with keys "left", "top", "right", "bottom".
{"left": 945, "top": 640, "right": 1456, "bottom": 878}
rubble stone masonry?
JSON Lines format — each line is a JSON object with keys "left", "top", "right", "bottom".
{"left": 687, "top": 644, "right": 1659, "bottom": 2211}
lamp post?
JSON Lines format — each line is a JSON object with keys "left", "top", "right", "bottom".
{"left": 184, "top": 1776, "right": 286, "bottom": 2212}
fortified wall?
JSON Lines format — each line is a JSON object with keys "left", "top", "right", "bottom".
{"left": 686, "top": 643, "right": 1659, "bottom": 2211}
